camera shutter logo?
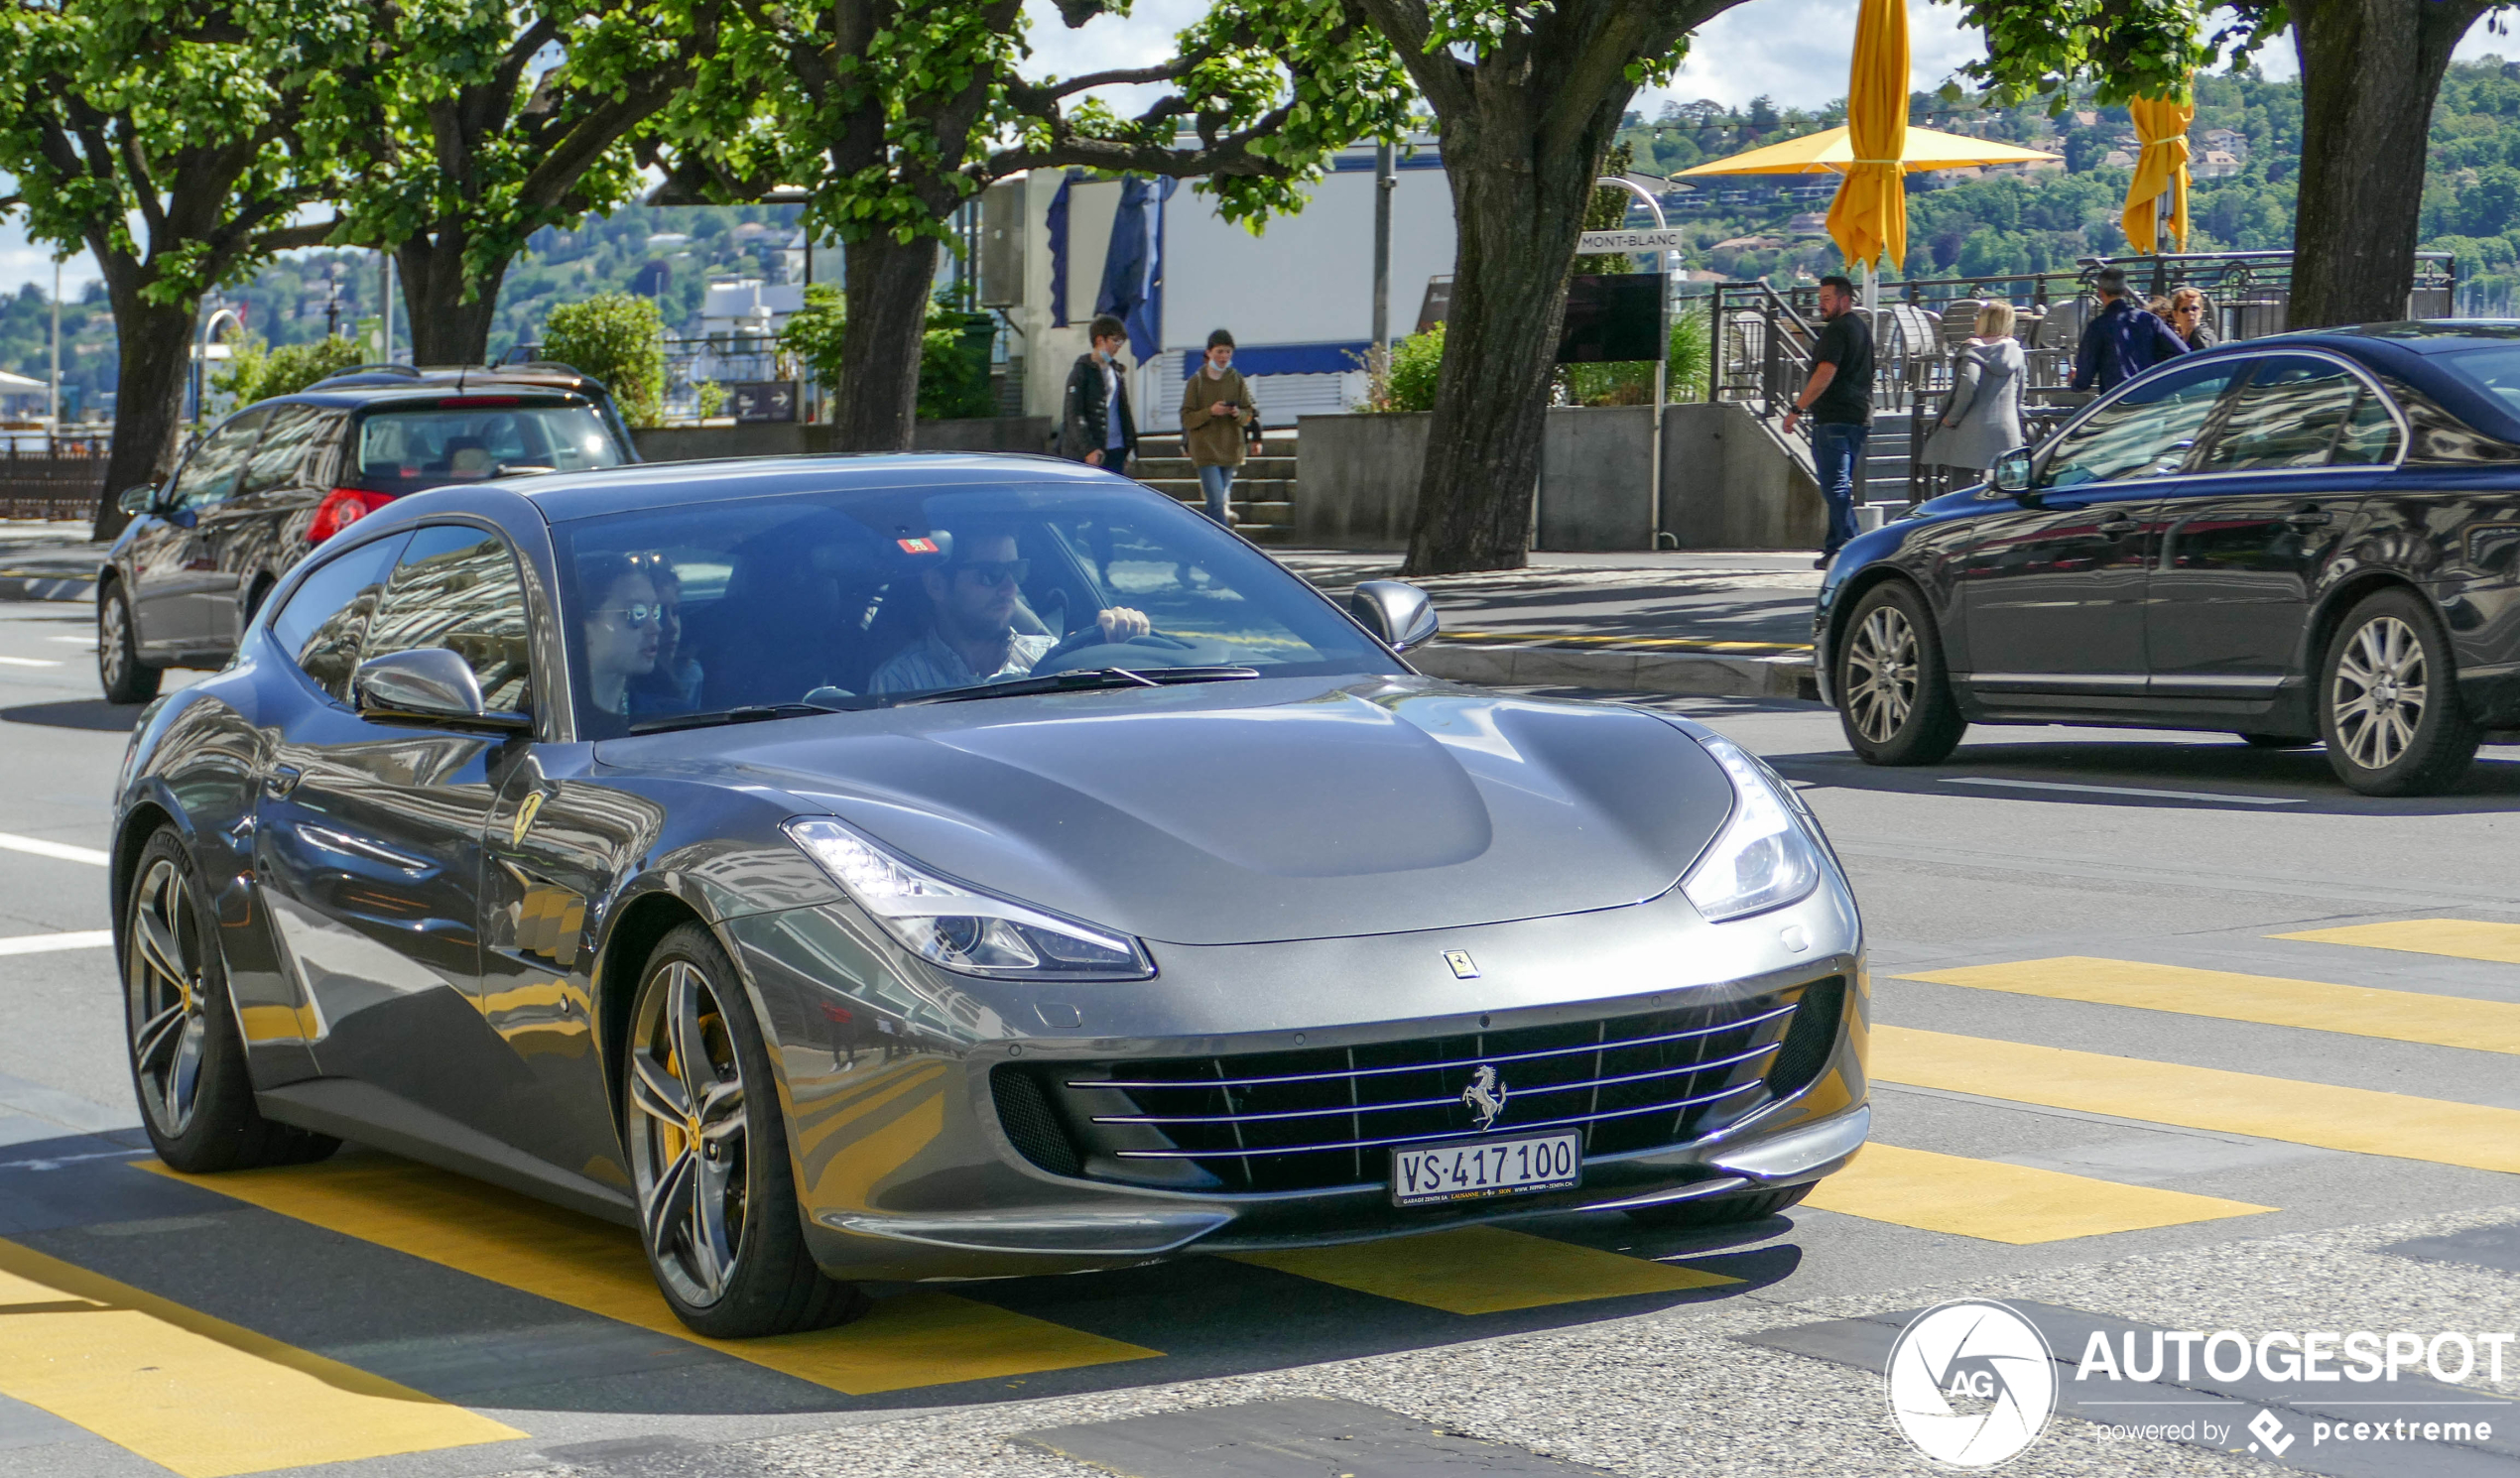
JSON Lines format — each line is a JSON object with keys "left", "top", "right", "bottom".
{"left": 1884, "top": 1299, "right": 2057, "bottom": 1467}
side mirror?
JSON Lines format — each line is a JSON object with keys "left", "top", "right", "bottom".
{"left": 116, "top": 485, "right": 160, "bottom": 516}
{"left": 353, "top": 649, "right": 531, "bottom": 733}
{"left": 1349, "top": 579, "right": 1440, "bottom": 653}
{"left": 1990, "top": 447, "right": 2036, "bottom": 499}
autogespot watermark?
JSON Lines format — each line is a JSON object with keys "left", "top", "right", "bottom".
{"left": 1883, "top": 1300, "right": 2513, "bottom": 1468}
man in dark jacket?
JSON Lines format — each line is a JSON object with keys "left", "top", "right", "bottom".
{"left": 2072, "top": 265, "right": 2189, "bottom": 392}
{"left": 1058, "top": 314, "right": 1138, "bottom": 468}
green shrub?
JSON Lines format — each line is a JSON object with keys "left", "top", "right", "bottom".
{"left": 919, "top": 298, "right": 996, "bottom": 421}
{"left": 1558, "top": 311, "right": 1711, "bottom": 406}
{"left": 694, "top": 380, "right": 727, "bottom": 420}
{"left": 1354, "top": 322, "right": 1444, "bottom": 413}
{"left": 211, "top": 333, "right": 371, "bottom": 412}
{"left": 780, "top": 284, "right": 846, "bottom": 402}
{"left": 543, "top": 293, "right": 666, "bottom": 428}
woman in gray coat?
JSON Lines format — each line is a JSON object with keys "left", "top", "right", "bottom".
{"left": 1925, "top": 301, "right": 2027, "bottom": 473}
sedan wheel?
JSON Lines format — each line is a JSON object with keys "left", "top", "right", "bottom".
{"left": 124, "top": 828, "right": 336, "bottom": 1171}
{"left": 1834, "top": 581, "right": 1964, "bottom": 766}
{"left": 2320, "top": 589, "right": 2478, "bottom": 797}
{"left": 98, "top": 585, "right": 161, "bottom": 705}
{"left": 624, "top": 924, "right": 867, "bottom": 1337}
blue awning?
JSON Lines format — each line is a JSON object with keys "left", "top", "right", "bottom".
{"left": 1180, "top": 341, "right": 1373, "bottom": 378}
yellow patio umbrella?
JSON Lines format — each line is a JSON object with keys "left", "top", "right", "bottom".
{"left": 1673, "top": 125, "right": 2065, "bottom": 178}
{"left": 2123, "top": 91, "right": 2194, "bottom": 254}
{"left": 1826, "top": 0, "right": 1909, "bottom": 273}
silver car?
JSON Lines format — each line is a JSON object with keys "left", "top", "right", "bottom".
{"left": 110, "top": 454, "right": 1867, "bottom": 1338}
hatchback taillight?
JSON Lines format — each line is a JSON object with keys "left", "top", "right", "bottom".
{"left": 308, "top": 487, "right": 396, "bottom": 545}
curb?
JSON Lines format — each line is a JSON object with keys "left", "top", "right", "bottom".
{"left": 1412, "top": 641, "right": 1819, "bottom": 701}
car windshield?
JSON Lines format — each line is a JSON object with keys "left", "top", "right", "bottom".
{"left": 551, "top": 482, "right": 1404, "bottom": 735}
{"left": 347, "top": 402, "right": 626, "bottom": 496}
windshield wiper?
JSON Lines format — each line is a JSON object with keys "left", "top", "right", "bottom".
{"left": 895, "top": 666, "right": 1263, "bottom": 706}
{"left": 629, "top": 700, "right": 853, "bottom": 735}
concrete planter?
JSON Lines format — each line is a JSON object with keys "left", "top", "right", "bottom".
{"left": 1293, "top": 402, "right": 1823, "bottom": 553}
{"left": 632, "top": 416, "right": 1054, "bottom": 463}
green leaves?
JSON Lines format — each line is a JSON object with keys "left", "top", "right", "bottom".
{"left": 542, "top": 290, "right": 665, "bottom": 425}
{"left": 1933, "top": 0, "right": 2227, "bottom": 110}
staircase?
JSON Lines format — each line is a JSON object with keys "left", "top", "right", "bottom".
{"left": 1855, "top": 408, "right": 1921, "bottom": 509}
{"left": 1132, "top": 431, "right": 1300, "bottom": 545}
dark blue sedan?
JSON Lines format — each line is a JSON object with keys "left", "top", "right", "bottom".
{"left": 1816, "top": 321, "right": 2520, "bottom": 796}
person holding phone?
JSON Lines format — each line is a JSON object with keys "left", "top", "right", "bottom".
{"left": 1181, "top": 328, "right": 1260, "bottom": 526}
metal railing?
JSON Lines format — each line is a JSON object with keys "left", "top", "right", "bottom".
{"left": 0, "top": 432, "right": 112, "bottom": 521}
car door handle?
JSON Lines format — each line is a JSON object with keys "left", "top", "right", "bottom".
{"left": 2096, "top": 517, "right": 2142, "bottom": 534}
{"left": 2285, "top": 510, "right": 2332, "bottom": 528}
{"left": 262, "top": 765, "right": 302, "bottom": 798}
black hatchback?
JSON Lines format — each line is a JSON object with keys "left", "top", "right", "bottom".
{"left": 1817, "top": 321, "right": 2520, "bottom": 797}
{"left": 97, "top": 363, "right": 639, "bottom": 702}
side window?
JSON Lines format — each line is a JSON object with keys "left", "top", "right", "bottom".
{"left": 269, "top": 532, "right": 409, "bottom": 702}
{"left": 2041, "top": 365, "right": 2243, "bottom": 488}
{"left": 2332, "top": 386, "right": 2406, "bottom": 466}
{"left": 364, "top": 525, "right": 535, "bottom": 714}
{"left": 165, "top": 410, "right": 269, "bottom": 510}
{"left": 2196, "top": 356, "right": 2364, "bottom": 472}
{"left": 238, "top": 406, "right": 328, "bottom": 495}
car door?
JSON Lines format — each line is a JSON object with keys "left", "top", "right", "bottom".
{"left": 1953, "top": 361, "right": 2248, "bottom": 696}
{"left": 127, "top": 410, "right": 267, "bottom": 655}
{"left": 251, "top": 521, "right": 539, "bottom": 1143}
{"left": 2145, "top": 354, "right": 2400, "bottom": 701}
{"left": 209, "top": 404, "right": 335, "bottom": 644}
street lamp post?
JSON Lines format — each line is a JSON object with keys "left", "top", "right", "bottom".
{"left": 195, "top": 305, "right": 242, "bottom": 424}
{"left": 1595, "top": 174, "right": 1675, "bottom": 551}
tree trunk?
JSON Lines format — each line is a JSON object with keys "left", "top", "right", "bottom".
{"left": 2287, "top": 0, "right": 2479, "bottom": 327}
{"left": 89, "top": 286, "right": 200, "bottom": 544}
{"left": 396, "top": 234, "right": 509, "bottom": 365}
{"left": 1404, "top": 119, "right": 1617, "bottom": 576}
{"left": 831, "top": 234, "right": 941, "bottom": 452}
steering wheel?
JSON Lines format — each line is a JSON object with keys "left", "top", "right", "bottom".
{"left": 1035, "top": 629, "right": 1217, "bottom": 676}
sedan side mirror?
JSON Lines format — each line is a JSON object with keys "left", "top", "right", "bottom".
{"left": 1990, "top": 446, "right": 2036, "bottom": 500}
{"left": 1350, "top": 579, "right": 1440, "bottom": 653}
{"left": 116, "top": 484, "right": 160, "bottom": 516}
{"left": 353, "top": 649, "right": 531, "bottom": 733}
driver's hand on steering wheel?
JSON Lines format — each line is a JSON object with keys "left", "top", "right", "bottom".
{"left": 1096, "top": 607, "right": 1153, "bottom": 642}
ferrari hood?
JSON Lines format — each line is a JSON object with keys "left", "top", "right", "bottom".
{"left": 601, "top": 677, "right": 1735, "bottom": 945}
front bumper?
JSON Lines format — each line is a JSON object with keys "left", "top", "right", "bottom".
{"left": 724, "top": 879, "right": 1867, "bottom": 1283}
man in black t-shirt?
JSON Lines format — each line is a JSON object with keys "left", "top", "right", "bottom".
{"left": 1781, "top": 275, "right": 1874, "bottom": 568}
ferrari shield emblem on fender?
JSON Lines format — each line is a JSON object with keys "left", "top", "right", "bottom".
{"left": 1444, "top": 949, "right": 1477, "bottom": 979}
{"left": 510, "top": 790, "right": 546, "bottom": 848}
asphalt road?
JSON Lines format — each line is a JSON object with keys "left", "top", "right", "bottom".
{"left": 3, "top": 595, "right": 2520, "bottom": 1478}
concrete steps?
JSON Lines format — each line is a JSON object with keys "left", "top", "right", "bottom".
{"left": 1133, "top": 433, "right": 1301, "bottom": 544}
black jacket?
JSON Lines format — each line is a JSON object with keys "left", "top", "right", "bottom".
{"left": 1059, "top": 352, "right": 1137, "bottom": 463}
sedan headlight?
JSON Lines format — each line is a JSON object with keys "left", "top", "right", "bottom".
{"left": 784, "top": 817, "right": 1154, "bottom": 981}
{"left": 1680, "top": 734, "right": 1826, "bottom": 922}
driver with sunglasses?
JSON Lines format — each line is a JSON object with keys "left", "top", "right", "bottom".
{"left": 869, "top": 529, "right": 1150, "bottom": 695}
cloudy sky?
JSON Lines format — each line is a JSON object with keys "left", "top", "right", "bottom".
{"left": 4, "top": 3, "right": 2509, "bottom": 303}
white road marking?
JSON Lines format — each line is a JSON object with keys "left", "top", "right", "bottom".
{"left": 0, "top": 832, "right": 113, "bottom": 865}
{"left": 0, "top": 656, "right": 61, "bottom": 667}
{"left": 48, "top": 637, "right": 95, "bottom": 646}
{"left": 0, "top": 929, "right": 113, "bottom": 956}
{"left": 1938, "top": 777, "right": 2304, "bottom": 806}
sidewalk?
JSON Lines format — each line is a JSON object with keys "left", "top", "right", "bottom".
{"left": 0, "top": 523, "right": 104, "bottom": 603}
{"left": 1278, "top": 550, "right": 1822, "bottom": 700}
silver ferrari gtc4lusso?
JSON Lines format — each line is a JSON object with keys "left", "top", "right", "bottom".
{"left": 110, "top": 453, "right": 1868, "bottom": 1336}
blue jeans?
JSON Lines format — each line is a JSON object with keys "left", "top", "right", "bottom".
{"left": 1812, "top": 421, "right": 1868, "bottom": 555}
{"left": 1197, "top": 464, "right": 1234, "bottom": 524}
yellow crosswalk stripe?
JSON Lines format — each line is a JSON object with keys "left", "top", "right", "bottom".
{"left": 1900, "top": 956, "right": 2520, "bottom": 1055}
{"left": 146, "top": 1155, "right": 1156, "bottom": 1397}
{"left": 0, "top": 1236, "right": 521, "bottom": 1477}
{"left": 2274, "top": 919, "right": 2520, "bottom": 966}
{"left": 1229, "top": 1225, "right": 1736, "bottom": 1314}
{"left": 1804, "top": 1143, "right": 2272, "bottom": 1244}
{"left": 1873, "top": 1025, "right": 2520, "bottom": 1174}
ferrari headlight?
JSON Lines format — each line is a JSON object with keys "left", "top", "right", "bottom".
{"left": 784, "top": 817, "right": 1153, "bottom": 981}
{"left": 1680, "top": 734, "right": 1825, "bottom": 922}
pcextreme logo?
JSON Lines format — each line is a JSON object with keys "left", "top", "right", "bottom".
{"left": 1885, "top": 1300, "right": 2058, "bottom": 1467}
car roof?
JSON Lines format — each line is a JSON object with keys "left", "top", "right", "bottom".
{"left": 500, "top": 452, "right": 1133, "bottom": 523}
{"left": 258, "top": 364, "right": 613, "bottom": 411}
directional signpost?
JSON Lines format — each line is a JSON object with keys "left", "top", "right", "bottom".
{"left": 1576, "top": 208, "right": 1681, "bottom": 550}
{"left": 1575, "top": 228, "right": 1690, "bottom": 256}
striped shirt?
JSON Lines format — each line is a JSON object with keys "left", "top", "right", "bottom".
{"left": 869, "top": 629, "right": 1056, "bottom": 695}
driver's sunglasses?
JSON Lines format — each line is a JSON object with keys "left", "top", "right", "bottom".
{"left": 597, "top": 604, "right": 664, "bottom": 628}
{"left": 953, "top": 559, "right": 1030, "bottom": 588}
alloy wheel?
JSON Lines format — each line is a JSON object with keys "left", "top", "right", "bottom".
{"left": 2331, "top": 614, "right": 2427, "bottom": 772}
{"left": 627, "top": 960, "right": 750, "bottom": 1307}
{"left": 100, "top": 596, "right": 128, "bottom": 689}
{"left": 1844, "top": 604, "right": 1919, "bottom": 744}
{"left": 128, "top": 858, "right": 209, "bottom": 1137}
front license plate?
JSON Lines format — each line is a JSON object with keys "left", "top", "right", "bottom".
{"left": 1390, "top": 1132, "right": 1582, "bottom": 1207}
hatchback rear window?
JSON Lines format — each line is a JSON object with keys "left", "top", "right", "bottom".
{"left": 348, "top": 402, "right": 627, "bottom": 495}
